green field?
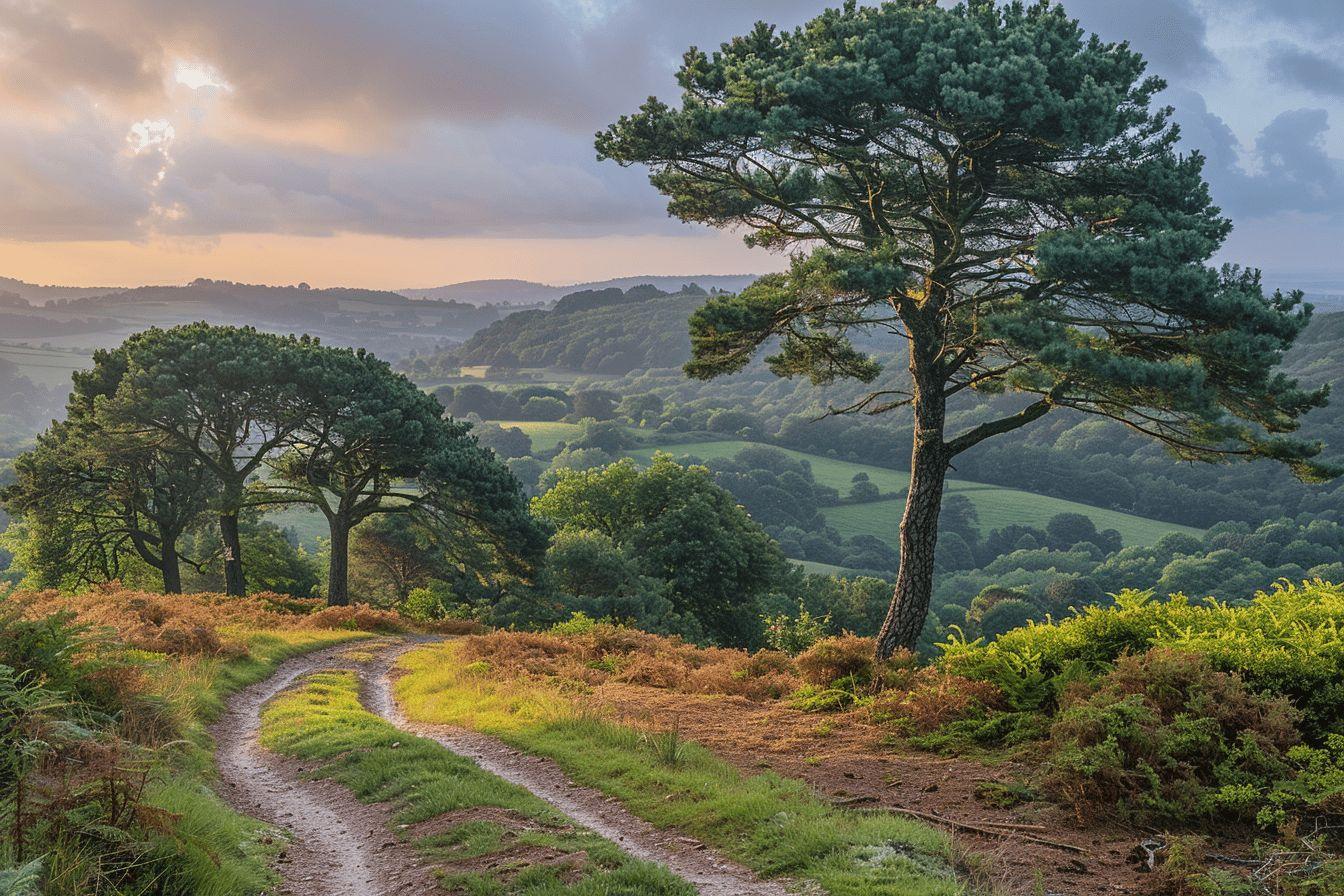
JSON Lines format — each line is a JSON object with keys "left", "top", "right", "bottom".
{"left": 792, "top": 558, "right": 849, "bottom": 576}
{"left": 627, "top": 440, "right": 1203, "bottom": 549}
{"left": 490, "top": 420, "right": 588, "bottom": 452}
{"left": 489, "top": 420, "right": 648, "bottom": 453}
{"left": 0, "top": 342, "right": 95, "bottom": 387}
{"left": 265, "top": 504, "right": 328, "bottom": 552}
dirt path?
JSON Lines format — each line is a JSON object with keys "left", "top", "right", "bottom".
{"left": 214, "top": 638, "right": 789, "bottom": 896}
{"left": 364, "top": 644, "right": 791, "bottom": 896}
{"left": 212, "top": 639, "right": 437, "bottom": 896}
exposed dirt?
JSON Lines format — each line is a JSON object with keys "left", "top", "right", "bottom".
{"left": 581, "top": 681, "right": 1153, "bottom": 896}
{"left": 212, "top": 639, "right": 439, "bottom": 896}
{"left": 214, "top": 639, "right": 792, "bottom": 896}
{"left": 365, "top": 645, "right": 792, "bottom": 896}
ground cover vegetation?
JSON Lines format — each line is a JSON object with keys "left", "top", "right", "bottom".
{"left": 0, "top": 586, "right": 427, "bottom": 895}
{"left": 395, "top": 637, "right": 970, "bottom": 896}
{"left": 259, "top": 669, "right": 695, "bottom": 896}
{"left": 403, "top": 579, "right": 1344, "bottom": 894}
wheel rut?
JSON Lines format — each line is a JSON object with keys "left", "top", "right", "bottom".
{"left": 213, "top": 638, "right": 790, "bottom": 896}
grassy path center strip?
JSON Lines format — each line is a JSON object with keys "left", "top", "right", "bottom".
{"left": 257, "top": 648, "right": 696, "bottom": 895}
{"left": 393, "top": 640, "right": 971, "bottom": 896}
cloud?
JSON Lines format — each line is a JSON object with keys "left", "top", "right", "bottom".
{"left": 1269, "top": 45, "right": 1344, "bottom": 99}
{"left": 1060, "top": 0, "right": 1218, "bottom": 79}
{"left": 1170, "top": 88, "right": 1344, "bottom": 220}
{"left": 0, "top": 112, "right": 154, "bottom": 241}
{"left": 1243, "top": 0, "right": 1344, "bottom": 36}
{"left": 0, "top": 0, "right": 1338, "bottom": 260}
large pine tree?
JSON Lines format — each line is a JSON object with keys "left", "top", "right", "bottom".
{"left": 597, "top": 0, "right": 1334, "bottom": 656}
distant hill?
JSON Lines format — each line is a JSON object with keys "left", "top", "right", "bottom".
{"left": 455, "top": 284, "right": 710, "bottom": 373}
{"left": 0, "top": 278, "right": 503, "bottom": 361}
{"left": 0, "top": 276, "right": 125, "bottom": 303}
{"left": 401, "top": 274, "right": 760, "bottom": 305}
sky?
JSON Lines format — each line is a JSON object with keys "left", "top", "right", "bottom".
{"left": 0, "top": 0, "right": 1341, "bottom": 289}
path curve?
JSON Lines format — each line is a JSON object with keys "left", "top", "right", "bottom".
{"left": 212, "top": 639, "right": 434, "bottom": 896}
{"left": 364, "top": 643, "right": 791, "bottom": 896}
{"left": 214, "top": 638, "right": 790, "bottom": 896}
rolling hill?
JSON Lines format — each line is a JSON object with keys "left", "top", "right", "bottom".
{"left": 400, "top": 274, "right": 760, "bottom": 305}
{"left": 488, "top": 421, "right": 1203, "bottom": 549}
{"left": 626, "top": 440, "right": 1202, "bottom": 548}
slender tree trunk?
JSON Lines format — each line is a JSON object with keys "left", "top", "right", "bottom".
{"left": 220, "top": 512, "right": 246, "bottom": 596}
{"left": 327, "top": 517, "right": 350, "bottom": 606}
{"left": 875, "top": 354, "right": 949, "bottom": 660}
{"left": 161, "top": 537, "right": 183, "bottom": 594}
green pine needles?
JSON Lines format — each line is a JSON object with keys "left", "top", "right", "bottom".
{"left": 597, "top": 0, "right": 1338, "bottom": 655}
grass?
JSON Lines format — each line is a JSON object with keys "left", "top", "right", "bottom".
{"left": 394, "top": 640, "right": 967, "bottom": 896}
{"left": 627, "top": 439, "right": 1203, "bottom": 548}
{"left": 491, "top": 420, "right": 648, "bottom": 453}
{"left": 793, "top": 558, "right": 850, "bottom": 576}
{"left": 131, "top": 628, "right": 372, "bottom": 895}
{"left": 264, "top": 503, "right": 329, "bottom": 551}
{"left": 259, "top": 668, "right": 693, "bottom": 895}
{"left": 0, "top": 341, "right": 95, "bottom": 387}
{"left": 492, "top": 421, "right": 587, "bottom": 452}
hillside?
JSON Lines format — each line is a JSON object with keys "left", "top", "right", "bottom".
{"left": 400, "top": 274, "right": 759, "bottom": 304}
{"left": 0, "top": 280, "right": 505, "bottom": 387}
{"left": 457, "top": 286, "right": 706, "bottom": 373}
{"left": 624, "top": 439, "right": 1201, "bottom": 548}
{"left": 0, "top": 275, "right": 125, "bottom": 302}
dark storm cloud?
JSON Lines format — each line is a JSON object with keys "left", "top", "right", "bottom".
{"left": 1269, "top": 45, "right": 1344, "bottom": 99}
{"left": 0, "top": 0, "right": 1340, "bottom": 250}
{"left": 1170, "top": 89, "right": 1344, "bottom": 220}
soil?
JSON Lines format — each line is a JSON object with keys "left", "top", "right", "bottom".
{"left": 213, "top": 639, "right": 790, "bottom": 896}
{"left": 212, "top": 639, "right": 440, "bottom": 896}
{"left": 582, "top": 681, "right": 1155, "bottom": 896}
{"left": 365, "top": 644, "right": 792, "bottom": 896}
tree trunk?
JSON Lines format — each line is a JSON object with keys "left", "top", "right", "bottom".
{"left": 327, "top": 517, "right": 350, "bottom": 606}
{"left": 875, "top": 361, "right": 949, "bottom": 660}
{"left": 220, "top": 512, "right": 246, "bottom": 596}
{"left": 161, "top": 537, "right": 182, "bottom": 594}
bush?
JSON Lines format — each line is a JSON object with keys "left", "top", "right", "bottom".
{"left": 871, "top": 669, "right": 1004, "bottom": 734}
{"left": 795, "top": 635, "right": 874, "bottom": 686}
{"left": 1043, "top": 648, "right": 1301, "bottom": 825}
{"left": 761, "top": 601, "right": 831, "bottom": 654}
{"left": 941, "top": 583, "right": 1344, "bottom": 738}
{"left": 457, "top": 626, "right": 800, "bottom": 702}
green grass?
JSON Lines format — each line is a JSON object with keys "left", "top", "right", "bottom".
{"left": 490, "top": 421, "right": 649, "bottom": 454}
{"left": 263, "top": 504, "right": 329, "bottom": 552}
{"left": 260, "top": 669, "right": 692, "bottom": 895}
{"left": 394, "top": 642, "right": 966, "bottom": 896}
{"left": 627, "top": 440, "right": 1203, "bottom": 548}
{"left": 129, "top": 628, "right": 371, "bottom": 896}
{"left": 793, "top": 558, "right": 850, "bottom": 576}
{"left": 492, "top": 421, "right": 587, "bottom": 452}
{"left": 0, "top": 342, "right": 95, "bottom": 387}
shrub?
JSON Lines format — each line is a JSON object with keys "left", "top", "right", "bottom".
{"left": 761, "top": 601, "right": 831, "bottom": 654}
{"left": 1255, "top": 734, "right": 1344, "bottom": 832}
{"left": 870, "top": 670, "right": 1004, "bottom": 735}
{"left": 1043, "top": 648, "right": 1301, "bottom": 824}
{"left": 456, "top": 626, "right": 800, "bottom": 702}
{"left": 941, "top": 583, "right": 1344, "bottom": 738}
{"left": 796, "top": 635, "right": 874, "bottom": 686}
{"left": 298, "top": 603, "right": 408, "bottom": 633}
{"left": 550, "top": 611, "right": 599, "bottom": 636}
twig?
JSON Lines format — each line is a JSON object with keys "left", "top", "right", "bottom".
{"left": 850, "top": 804, "right": 1086, "bottom": 854}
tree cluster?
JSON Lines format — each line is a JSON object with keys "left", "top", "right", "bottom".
{"left": 1, "top": 323, "right": 545, "bottom": 603}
